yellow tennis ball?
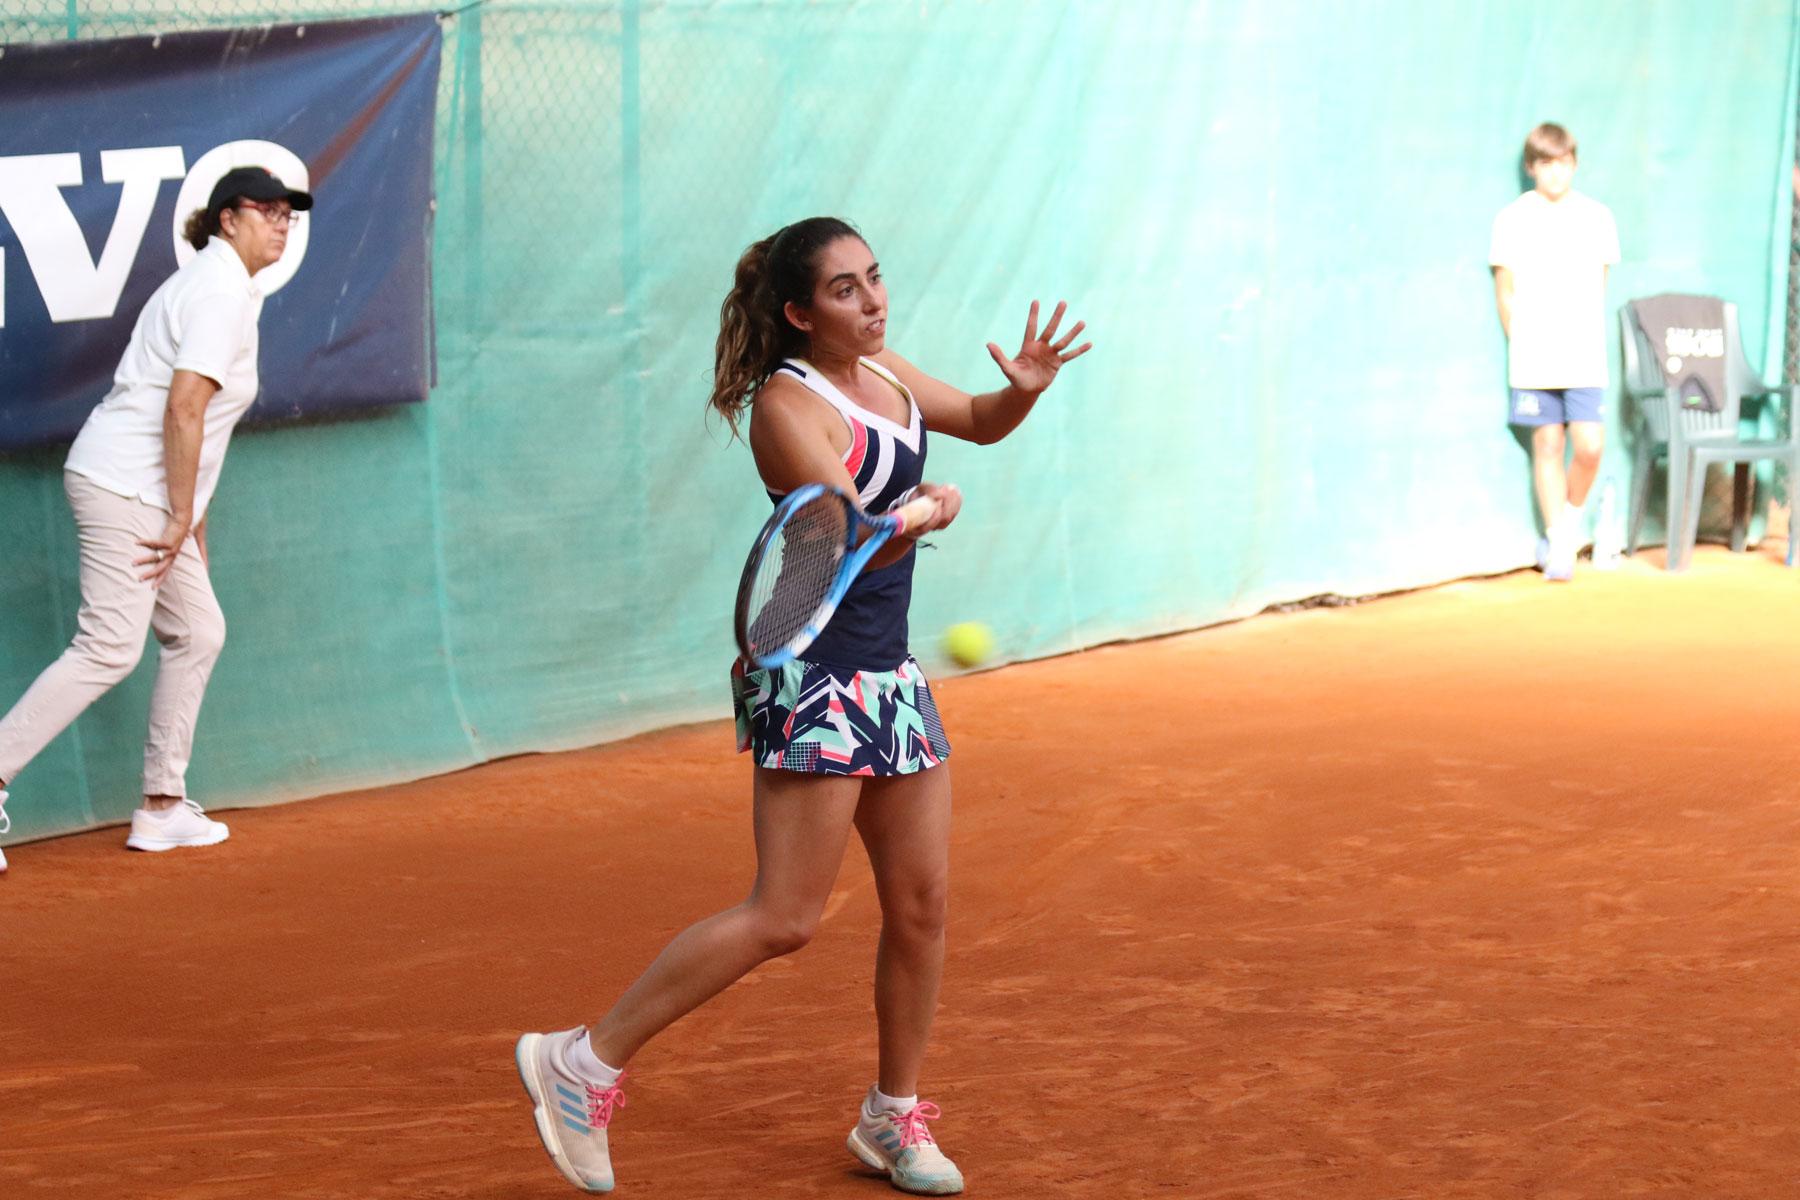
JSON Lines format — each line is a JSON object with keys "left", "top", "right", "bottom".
{"left": 942, "top": 621, "right": 995, "bottom": 668}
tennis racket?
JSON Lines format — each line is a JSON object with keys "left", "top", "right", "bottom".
{"left": 734, "top": 484, "right": 942, "bottom": 669}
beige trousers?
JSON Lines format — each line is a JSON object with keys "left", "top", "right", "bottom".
{"left": 0, "top": 472, "right": 226, "bottom": 798}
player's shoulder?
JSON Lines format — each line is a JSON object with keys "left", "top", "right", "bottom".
{"left": 754, "top": 364, "right": 816, "bottom": 413}
{"left": 750, "top": 368, "right": 836, "bottom": 438}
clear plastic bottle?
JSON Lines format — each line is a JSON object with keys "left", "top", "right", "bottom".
{"left": 1592, "top": 477, "right": 1623, "bottom": 570}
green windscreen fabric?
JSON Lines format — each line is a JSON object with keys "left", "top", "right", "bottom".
{"left": 2, "top": 0, "right": 1796, "bottom": 841}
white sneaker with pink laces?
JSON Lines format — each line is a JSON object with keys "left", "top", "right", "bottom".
{"left": 847, "top": 1089, "right": 964, "bottom": 1195}
{"left": 516, "top": 1027, "right": 625, "bottom": 1193}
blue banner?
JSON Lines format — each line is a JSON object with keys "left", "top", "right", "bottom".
{"left": 0, "top": 14, "right": 440, "bottom": 450}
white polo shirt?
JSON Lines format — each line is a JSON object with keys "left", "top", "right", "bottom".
{"left": 1489, "top": 189, "right": 1620, "bottom": 389}
{"left": 65, "top": 238, "right": 263, "bottom": 519}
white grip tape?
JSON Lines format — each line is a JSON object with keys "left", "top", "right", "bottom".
{"left": 887, "top": 488, "right": 942, "bottom": 538}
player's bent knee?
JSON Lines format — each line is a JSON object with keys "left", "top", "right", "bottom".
{"left": 749, "top": 909, "right": 820, "bottom": 959}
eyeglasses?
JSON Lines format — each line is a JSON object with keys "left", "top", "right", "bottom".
{"left": 236, "top": 201, "right": 301, "bottom": 228}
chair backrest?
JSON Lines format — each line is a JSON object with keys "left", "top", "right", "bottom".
{"left": 1618, "top": 304, "right": 1671, "bottom": 441}
{"left": 1620, "top": 296, "right": 1746, "bottom": 440}
{"left": 1722, "top": 303, "right": 1797, "bottom": 444}
{"left": 1721, "top": 301, "right": 1767, "bottom": 414}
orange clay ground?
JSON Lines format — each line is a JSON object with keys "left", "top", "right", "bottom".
{"left": 3, "top": 544, "right": 1798, "bottom": 1200}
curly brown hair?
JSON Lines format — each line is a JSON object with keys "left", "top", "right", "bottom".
{"left": 709, "top": 217, "right": 864, "bottom": 436}
{"left": 180, "top": 206, "right": 222, "bottom": 252}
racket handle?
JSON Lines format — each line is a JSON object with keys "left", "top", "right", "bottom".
{"left": 890, "top": 491, "right": 944, "bottom": 537}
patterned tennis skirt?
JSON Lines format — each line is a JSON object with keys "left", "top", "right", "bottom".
{"left": 732, "top": 655, "right": 951, "bottom": 776}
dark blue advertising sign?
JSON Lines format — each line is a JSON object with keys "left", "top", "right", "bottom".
{"left": 0, "top": 14, "right": 440, "bottom": 449}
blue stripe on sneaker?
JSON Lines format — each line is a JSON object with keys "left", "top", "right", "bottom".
{"left": 561, "top": 1115, "right": 588, "bottom": 1136}
{"left": 559, "top": 1099, "right": 587, "bottom": 1122}
{"left": 877, "top": 1131, "right": 900, "bottom": 1149}
{"left": 555, "top": 1083, "right": 582, "bottom": 1103}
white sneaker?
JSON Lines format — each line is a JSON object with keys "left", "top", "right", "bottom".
{"left": 847, "top": 1089, "right": 965, "bottom": 1195}
{"left": 1, "top": 790, "right": 10, "bottom": 874}
{"left": 1545, "top": 526, "right": 1577, "bottom": 582}
{"left": 125, "top": 798, "right": 229, "bottom": 851}
{"left": 516, "top": 1027, "right": 624, "bottom": 1193}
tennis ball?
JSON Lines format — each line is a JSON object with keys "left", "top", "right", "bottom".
{"left": 942, "top": 621, "right": 995, "bottom": 668}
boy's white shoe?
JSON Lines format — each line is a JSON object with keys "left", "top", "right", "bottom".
{"left": 1, "top": 789, "right": 10, "bottom": 874}
{"left": 1545, "top": 520, "right": 1578, "bottom": 582}
{"left": 515, "top": 1028, "right": 624, "bottom": 1193}
{"left": 125, "top": 798, "right": 229, "bottom": 851}
{"left": 847, "top": 1089, "right": 965, "bottom": 1195}
{"left": 1545, "top": 537, "right": 1576, "bottom": 581}
{"left": 1546, "top": 505, "right": 1588, "bottom": 582}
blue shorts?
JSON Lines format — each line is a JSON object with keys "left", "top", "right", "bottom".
{"left": 1511, "top": 387, "right": 1604, "bottom": 427}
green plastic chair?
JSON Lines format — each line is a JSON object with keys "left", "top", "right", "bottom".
{"left": 1618, "top": 299, "right": 1799, "bottom": 571}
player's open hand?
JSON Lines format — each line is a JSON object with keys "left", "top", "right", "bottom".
{"left": 986, "top": 300, "right": 1091, "bottom": 395}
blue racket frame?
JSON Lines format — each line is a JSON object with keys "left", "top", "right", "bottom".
{"left": 734, "top": 483, "right": 909, "bottom": 670}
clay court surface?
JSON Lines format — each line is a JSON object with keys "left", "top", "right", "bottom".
{"left": 4, "top": 546, "right": 1799, "bottom": 1199}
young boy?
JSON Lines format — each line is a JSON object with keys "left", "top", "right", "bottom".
{"left": 1489, "top": 122, "right": 1620, "bottom": 580}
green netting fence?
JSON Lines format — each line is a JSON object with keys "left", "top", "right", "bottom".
{"left": 2, "top": 0, "right": 1796, "bottom": 841}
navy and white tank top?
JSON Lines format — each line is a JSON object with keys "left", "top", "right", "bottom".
{"left": 768, "top": 357, "right": 927, "bottom": 671}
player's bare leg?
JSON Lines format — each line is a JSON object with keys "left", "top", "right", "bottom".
{"left": 855, "top": 764, "right": 952, "bottom": 1097}
{"left": 587, "top": 769, "right": 862, "bottom": 1064}
{"left": 845, "top": 763, "right": 964, "bottom": 1195}
{"left": 518, "top": 770, "right": 861, "bottom": 1192}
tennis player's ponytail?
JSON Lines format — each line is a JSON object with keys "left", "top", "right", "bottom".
{"left": 710, "top": 217, "right": 862, "bottom": 436}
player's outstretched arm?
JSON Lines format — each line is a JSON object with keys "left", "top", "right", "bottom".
{"left": 878, "top": 300, "right": 1092, "bottom": 445}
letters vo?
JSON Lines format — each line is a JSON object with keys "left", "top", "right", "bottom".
{"left": 0, "top": 139, "right": 310, "bottom": 328}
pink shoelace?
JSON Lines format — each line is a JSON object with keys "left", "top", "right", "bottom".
{"left": 893, "top": 1100, "right": 942, "bottom": 1148}
{"left": 586, "top": 1076, "right": 627, "bottom": 1129}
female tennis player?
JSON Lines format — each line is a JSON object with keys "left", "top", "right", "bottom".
{"left": 516, "top": 217, "right": 1089, "bottom": 1194}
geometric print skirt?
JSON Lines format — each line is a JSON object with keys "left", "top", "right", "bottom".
{"left": 731, "top": 654, "right": 951, "bottom": 776}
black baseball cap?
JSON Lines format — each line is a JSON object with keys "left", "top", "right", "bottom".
{"left": 206, "top": 166, "right": 313, "bottom": 221}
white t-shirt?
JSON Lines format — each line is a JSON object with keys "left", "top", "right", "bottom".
{"left": 64, "top": 238, "right": 263, "bottom": 519}
{"left": 1489, "top": 189, "right": 1620, "bottom": 388}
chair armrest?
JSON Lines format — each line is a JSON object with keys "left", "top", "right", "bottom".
{"left": 1739, "top": 383, "right": 1800, "bottom": 422}
{"left": 1762, "top": 383, "right": 1800, "bottom": 436}
{"left": 1736, "top": 382, "right": 1800, "bottom": 404}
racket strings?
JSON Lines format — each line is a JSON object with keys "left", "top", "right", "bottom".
{"left": 744, "top": 495, "right": 850, "bottom": 658}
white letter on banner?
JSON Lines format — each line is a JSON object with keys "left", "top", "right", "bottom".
{"left": 0, "top": 147, "right": 186, "bottom": 324}
{"left": 173, "top": 141, "right": 311, "bottom": 296}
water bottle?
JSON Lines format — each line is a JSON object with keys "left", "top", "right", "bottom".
{"left": 1592, "top": 478, "right": 1622, "bottom": 570}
